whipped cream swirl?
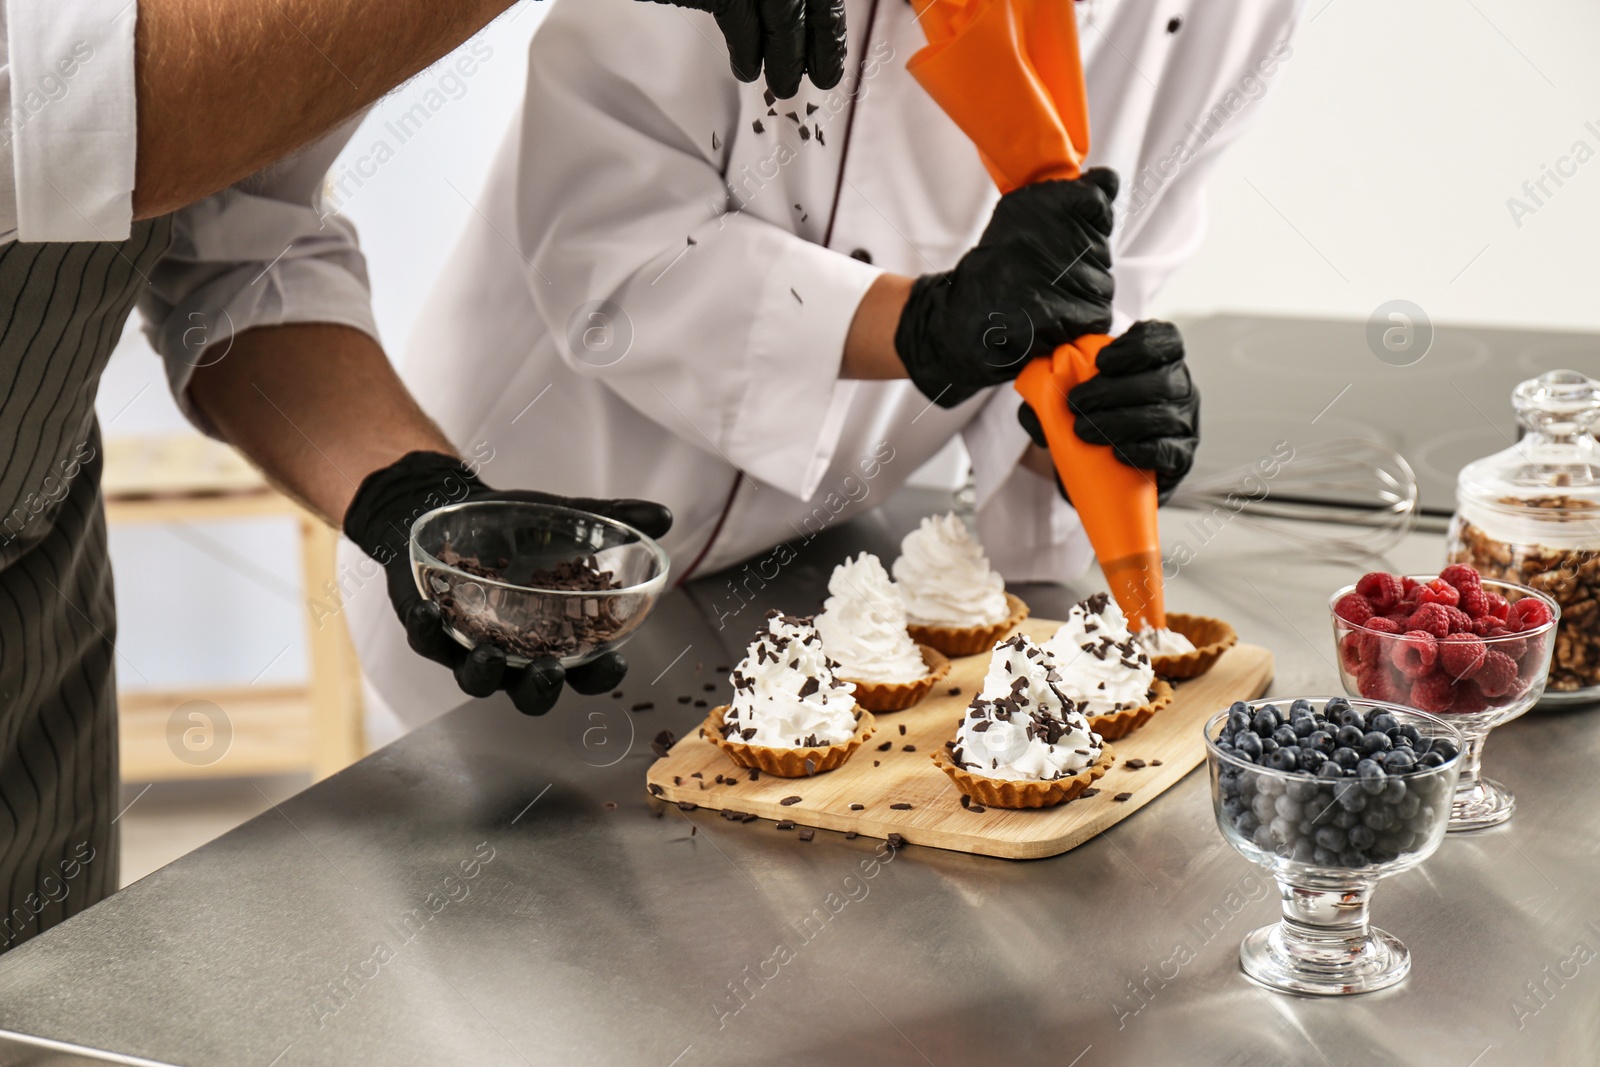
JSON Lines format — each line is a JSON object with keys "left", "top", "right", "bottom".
{"left": 1137, "top": 628, "right": 1197, "bottom": 656}
{"left": 892, "top": 512, "right": 1009, "bottom": 628}
{"left": 815, "top": 553, "right": 928, "bottom": 684}
{"left": 952, "top": 635, "right": 1103, "bottom": 781}
{"left": 1044, "top": 593, "right": 1156, "bottom": 715}
{"left": 724, "top": 612, "right": 859, "bottom": 748}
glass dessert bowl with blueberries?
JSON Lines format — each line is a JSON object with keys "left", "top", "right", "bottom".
{"left": 1330, "top": 566, "right": 1559, "bottom": 831}
{"left": 1206, "top": 697, "right": 1464, "bottom": 996}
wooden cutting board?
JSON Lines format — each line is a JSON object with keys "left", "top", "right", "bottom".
{"left": 646, "top": 618, "right": 1274, "bottom": 860}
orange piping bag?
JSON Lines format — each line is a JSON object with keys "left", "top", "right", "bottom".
{"left": 906, "top": 0, "right": 1166, "bottom": 630}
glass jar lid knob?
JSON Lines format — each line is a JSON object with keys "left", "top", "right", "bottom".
{"left": 1513, "top": 369, "right": 1600, "bottom": 437}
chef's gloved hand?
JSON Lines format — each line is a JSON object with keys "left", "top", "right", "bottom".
{"left": 1017, "top": 320, "right": 1199, "bottom": 504}
{"left": 343, "top": 451, "right": 674, "bottom": 716}
{"left": 894, "top": 168, "right": 1119, "bottom": 409}
{"left": 656, "top": 0, "right": 847, "bottom": 99}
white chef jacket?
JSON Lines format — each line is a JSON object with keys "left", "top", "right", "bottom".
{"left": 345, "top": 0, "right": 1301, "bottom": 727}
{"left": 1, "top": 1, "right": 377, "bottom": 366}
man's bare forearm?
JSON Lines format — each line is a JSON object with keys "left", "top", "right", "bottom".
{"left": 134, "top": 0, "right": 515, "bottom": 220}
{"left": 841, "top": 273, "right": 913, "bottom": 379}
{"left": 185, "top": 324, "right": 457, "bottom": 524}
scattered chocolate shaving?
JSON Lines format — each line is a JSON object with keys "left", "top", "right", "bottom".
{"left": 890, "top": 803, "right": 912, "bottom": 810}
{"left": 844, "top": 831, "right": 858, "bottom": 840}
{"left": 804, "top": 758, "right": 817, "bottom": 776}
{"left": 631, "top": 702, "right": 654, "bottom": 712}
{"left": 969, "top": 804, "right": 987, "bottom": 814}
{"left": 1081, "top": 788, "right": 1101, "bottom": 798}
{"left": 673, "top": 776, "right": 682, "bottom": 786}
{"left": 1124, "top": 758, "right": 1147, "bottom": 770}
{"left": 741, "top": 812, "right": 759, "bottom": 823}
{"left": 785, "top": 111, "right": 800, "bottom": 124}
{"left": 886, "top": 834, "right": 906, "bottom": 849}
{"left": 602, "top": 801, "right": 617, "bottom": 810}
{"left": 790, "top": 288, "right": 803, "bottom": 304}
{"left": 815, "top": 125, "right": 825, "bottom": 146}
{"left": 648, "top": 783, "right": 664, "bottom": 797}
{"left": 877, "top": 741, "right": 892, "bottom": 752}
{"left": 612, "top": 692, "right": 624, "bottom": 699}
{"left": 798, "top": 677, "right": 820, "bottom": 698}
{"left": 873, "top": 761, "right": 880, "bottom": 767}
{"left": 767, "top": 106, "right": 777, "bottom": 116}
{"left": 677, "top": 801, "right": 698, "bottom": 811}
{"left": 691, "top": 826, "right": 697, "bottom": 836}
{"left": 694, "top": 699, "right": 708, "bottom": 708}
{"left": 1113, "top": 792, "right": 1133, "bottom": 802}
{"left": 764, "top": 88, "right": 777, "bottom": 106}
{"left": 752, "top": 119, "right": 765, "bottom": 134}
{"left": 798, "top": 126, "right": 811, "bottom": 141}
{"left": 960, "top": 794, "right": 972, "bottom": 809}
{"left": 677, "top": 695, "right": 692, "bottom": 704}
{"left": 849, "top": 803, "right": 865, "bottom": 811}
{"left": 776, "top": 819, "right": 795, "bottom": 830}
{"left": 749, "top": 769, "right": 761, "bottom": 781}
{"left": 805, "top": 103, "right": 819, "bottom": 115}
{"left": 902, "top": 745, "right": 917, "bottom": 753}
{"left": 703, "top": 683, "right": 716, "bottom": 692}
{"left": 947, "top": 687, "right": 962, "bottom": 697}
{"left": 690, "top": 772, "right": 702, "bottom": 779}
{"left": 1151, "top": 759, "right": 1163, "bottom": 766}
{"left": 798, "top": 828, "right": 815, "bottom": 842}
{"left": 780, "top": 796, "right": 803, "bottom": 806}
{"left": 898, "top": 724, "right": 907, "bottom": 736}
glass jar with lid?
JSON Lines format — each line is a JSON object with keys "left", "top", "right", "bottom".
{"left": 1448, "top": 369, "right": 1600, "bottom": 704}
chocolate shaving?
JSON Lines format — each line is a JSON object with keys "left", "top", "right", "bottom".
{"left": 844, "top": 831, "right": 858, "bottom": 840}
{"left": 1125, "top": 758, "right": 1147, "bottom": 770}
{"left": 968, "top": 804, "right": 987, "bottom": 814}
{"left": 877, "top": 741, "right": 893, "bottom": 752}
{"left": 798, "top": 828, "right": 815, "bottom": 841}
{"left": 890, "top": 803, "right": 912, "bottom": 810}
{"left": 780, "top": 795, "right": 802, "bottom": 806}
{"left": 631, "top": 702, "right": 653, "bottom": 712}
{"left": 1113, "top": 792, "right": 1133, "bottom": 802}
{"left": 849, "top": 803, "right": 865, "bottom": 811}
{"left": 676, "top": 801, "right": 698, "bottom": 811}
{"left": 648, "top": 783, "right": 664, "bottom": 797}
{"left": 776, "top": 819, "right": 795, "bottom": 830}
{"left": 602, "top": 801, "right": 617, "bottom": 810}
{"left": 1081, "top": 788, "right": 1101, "bottom": 798}
{"left": 798, "top": 677, "right": 820, "bottom": 698}
{"left": 947, "top": 687, "right": 962, "bottom": 696}
{"left": 804, "top": 758, "right": 817, "bottom": 776}
{"left": 902, "top": 745, "right": 917, "bottom": 753}
{"left": 898, "top": 724, "right": 907, "bottom": 736}
{"left": 752, "top": 119, "right": 765, "bottom": 134}
{"left": 886, "top": 833, "right": 906, "bottom": 849}
{"left": 749, "top": 769, "right": 761, "bottom": 781}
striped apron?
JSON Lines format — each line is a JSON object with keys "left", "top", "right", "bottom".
{"left": 0, "top": 217, "right": 173, "bottom": 950}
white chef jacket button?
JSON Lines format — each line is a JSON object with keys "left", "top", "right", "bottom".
{"left": 849, "top": 248, "right": 873, "bottom": 263}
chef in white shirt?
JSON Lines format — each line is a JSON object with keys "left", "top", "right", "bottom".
{"left": 349, "top": 0, "right": 1303, "bottom": 728}
{"left": 0, "top": 0, "right": 842, "bottom": 947}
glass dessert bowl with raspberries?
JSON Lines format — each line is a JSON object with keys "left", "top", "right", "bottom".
{"left": 1206, "top": 697, "right": 1464, "bottom": 996}
{"left": 1330, "top": 564, "right": 1559, "bottom": 831}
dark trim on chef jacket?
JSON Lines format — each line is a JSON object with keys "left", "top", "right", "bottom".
{"left": 677, "top": 0, "right": 887, "bottom": 588}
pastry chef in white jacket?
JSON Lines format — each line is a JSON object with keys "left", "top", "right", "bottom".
{"left": 349, "top": 0, "right": 1303, "bottom": 728}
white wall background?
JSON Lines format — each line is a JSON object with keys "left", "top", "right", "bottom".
{"left": 95, "top": 0, "right": 1600, "bottom": 695}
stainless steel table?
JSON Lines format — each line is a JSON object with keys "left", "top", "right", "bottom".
{"left": 1, "top": 490, "right": 1595, "bottom": 1067}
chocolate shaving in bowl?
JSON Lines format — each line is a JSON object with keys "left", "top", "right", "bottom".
{"left": 432, "top": 545, "right": 629, "bottom": 661}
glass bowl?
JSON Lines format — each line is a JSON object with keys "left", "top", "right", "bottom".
{"left": 1207, "top": 698, "right": 1464, "bottom": 996}
{"left": 1330, "top": 577, "right": 1559, "bottom": 830}
{"left": 410, "top": 501, "right": 670, "bottom": 668}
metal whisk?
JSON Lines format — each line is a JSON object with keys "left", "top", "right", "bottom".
{"left": 1168, "top": 438, "right": 1420, "bottom": 560}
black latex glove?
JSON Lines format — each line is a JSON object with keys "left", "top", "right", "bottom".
{"left": 344, "top": 452, "right": 674, "bottom": 716}
{"left": 1017, "top": 320, "right": 1199, "bottom": 504}
{"left": 657, "top": 0, "right": 847, "bottom": 99}
{"left": 894, "top": 168, "right": 1119, "bottom": 409}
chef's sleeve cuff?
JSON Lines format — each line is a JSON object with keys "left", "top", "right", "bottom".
{"left": 6, "top": 0, "right": 137, "bottom": 242}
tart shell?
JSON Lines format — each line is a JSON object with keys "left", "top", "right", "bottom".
{"left": 842, "top": 644, "right": 951, "bottom": 713}
{"left": 1087, "top": 679, "right": 1175, "bottom": 742}
{"left": 701, "top": 706, "right": 875, "bottom": 778}
{"left": 1150, "top": 613, "right": 1238, "bottom": 680}
{"left": 906, "top": 592, "right": 1030, "bottom": 658}
{"left": 931, "top": 742, "right": 1117, "bottom": 810}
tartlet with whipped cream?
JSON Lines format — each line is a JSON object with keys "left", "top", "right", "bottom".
{"left": 1139, "top": 613, "right": 1237, "bottom": 679}
{"left": 1044, "top": 593, "right": 1173, "bottom": 741}
{"left": 892, "top": 513, "right": 1028, "bottom": 657}
{"left": 704, "top": 611, "right": 875, "bottom": 778}
{"left": 931, "top": 634, "right": 1114, "bottom": 809}
{"left": 816, "top": 553, "right": 949, "bottom": 712}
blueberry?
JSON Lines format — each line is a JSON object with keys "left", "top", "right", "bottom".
{"left": 1222, "top": 796, "right": 1245, "bottom": 820}
{"left": 1313, "top": 847, "right": 1340, "bottom": 867}
{"left": 1299, "top": 748, "right": 1327, "bottom": 773}
{"left": 1382, "top": 777, "right": 1408, "bottom": 802}
{"left": 1348, "top": 824, "right": 1377, "bottom": 850}
{"left": 1332, "top": 747, "right": 1360, "bottom": 770}
{"left": 1335, "top": 725, "right": 1365, "bottom": 749}
{"left": 1290, "top": 698, "right": 1315, "bottom": 718}
{"left": 1395, "top": 794, "right": 1421, "bottom": 820}
{"left": 1306, "top": 730, "right": 1335, "bottom": 755}
{"left": 1252, "top": 792, "right": 1277, "bottom": 820}
{"left": 1398, "top": 725, "right": 1422, "bottom": 747}
{"left": 1275, "top": 794, "right": 1303, "bottom": 820}
{"left": 1333, "top": 808, "right": 1361, "bottom": 828}
{"left": 1369, "top": 847, "right": 1397, "bottom": 864}
{"left": 1361, "top": 731, "right": 1393, "bottom": 756}
{"left": 1316, "top": 762, "right": 1345, "bottom": 780}
{"left": 1265, "top": 749, "right": 1298, "bottom": 772}
{"left": 1368, "top": 711, "right": 1399, "bottom": 734}
{"left": 1325, "top": 697, "right": 1351, "bottom": 715}
{"left": 1335, "top": 708, "right": 1365, "bottom": 729}
{"left": 1340, "top": 850, "right": 1370, "bottom": 868}
{"left": 1272, "top": 725, "right": 1298, "bottom": 748}
{"left": 1253, "top": 824, "right": 1277, "bottom": 850}
{"left": 1235, "top": 810, "right": 1260, "bottom": 834}
{"left": 1260, "top": 737, "right": 1280, "bottom": 755}
{"left": 1315, "top": 826, "right": 1347, "bottom": 851}
{"left": 1432, "top": 739, "right": 1461, "bottom": 762}
{"left": 1361, "top": 806, "right": 1394, "bottom": 831}
{"left": 1418, "top": 751, "right": 1446, "bottom": 770}
{"left": 1386, "top": 727, "right": 1412, "bottom": 749}
{"left": 1252, "top": 708, "right": 1282, "bottom": 735}
{"left": 1311, "top": 801, "right": 1339, "bottom": 825}
{"left": 1336, "top": 783, "right": 1367, "bottom": 812}
{"left": 1292, "top": 839, "right": 1317, "bottom": 862}
{"left": 1384, "top": 749, "right": 1416, "bottom": 775}
{"left": 1227, "top": 709, "right": 1252, "bottom": 735}
{"left": 1293, "top": 716, "right": 1316, "bottom": 738}
{"left": 1235, "top": 733, "right": 1263, "bottom": 760}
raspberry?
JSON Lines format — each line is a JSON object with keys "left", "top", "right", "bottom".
{"left": 1471, "top": 617, "right": 1498, "bottom": 638}
{"left": 1443, "top": 605, "right": 1475, "bottom": 633}
{"left": 1359, "top": 616, "right": 1403, "bottom": 662}
{"left": 1334, "top": 593, "right": 1374, "bottom": 626}
{"left": 1457, "top": 585, "right": 1489, "bottom": 618}
{"left": 1418, "top": 579, "right": 1461, "bottom": 608}
{"left": 1357, "top": 664, "right": 1408, "bottom": 703}
{"left": 1439, "top": 564, "right": 1483, "bottom": 592}
{"left": 1509, "top": 597, "right": 1554, "bottom": 632}
{"left": 1483, "top": 593, "right": 1511, "bottom": 622}
{"left": 1409, "top": 671, "right": 1456, "bottom": 713}
{"left": 1401, "top": 576, "right": 1421, "bottom": 596}
{"left": 1340, "top": 630, "right": 1365, "bottom": 672}
{"left": 1356, "top": 572, "right": 1406, "bottom": 612}
{"left": 1486, "top": 627, "right": 1529, "bottom": 662}
{"left": 1407, "top": 603, "right": 1452, "bottom": 639}
{"left": 1453, "top": 681, "right": 1490, "bottom": 715}
{"left": 1390, "top": 630, "right": 1438, "bottom": 678}
{"left": 1475, "top": 650, "right": 1519, "bottom": 698}
{"left": 1438, "top": 634, "right": 1487, "bottom": 680}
